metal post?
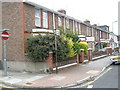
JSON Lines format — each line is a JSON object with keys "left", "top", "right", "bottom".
{"left": 3, "top": 40, "right": 7, "bottom": 76}
{"left": 54, "top": 29, "right": 58, "bottom": 73}
{"left": 112, "top": 20, "right": 117, "bottom": 54}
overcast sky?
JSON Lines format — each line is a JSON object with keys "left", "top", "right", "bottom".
{"left": 29, "top": 0, "right": 119, "bottom": 35}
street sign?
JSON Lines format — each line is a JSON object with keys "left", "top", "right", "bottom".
{"left": 1, "top": 31, "right": 9, "bottom": 40}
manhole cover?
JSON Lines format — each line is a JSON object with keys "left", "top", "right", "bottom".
{"left": 25, "top": 82, "right": 32, "bottom": 85}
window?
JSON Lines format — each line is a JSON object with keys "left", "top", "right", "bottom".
{"left": 43, "top": 11, "right": 48, "bottom": 28}
{"left": 100, "top": 31, "right": 102, "bottom": 38}
{"left": 35, "top": 8, "right": 41, "bottom": 27}
{"left": 87, "top": 27, "right": 89, "bottom": 36}
{"left": 75, "top": 22, "right": 78, "bottom": 33}
{"left": 66, "top": 19, "right": 69, "bottom": 29}
{"left": 79, "top": 24, "right": 81, "bottom": 34}
{"left": 89, "top": 28, "right": 92, "bottom": 36}
{"left": 96, "top": 30, "right": 98, "bottom": 40}
{"left": 58, "top": 16, "right": 62, "bottom": 27}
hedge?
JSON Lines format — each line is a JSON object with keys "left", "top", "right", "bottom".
{"left": 26, "top": 35, "right": 69, "bottom": 62}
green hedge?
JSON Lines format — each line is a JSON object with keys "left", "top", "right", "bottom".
{"left": 26, "top": 35, "right": 69, "bottom": 62}
{"left": 78, "top": 42, "right": 88, "bottom": 54}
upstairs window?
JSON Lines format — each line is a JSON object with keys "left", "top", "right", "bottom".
{"left": 66, "top": 19, "right": 69, "bottom": 29}
{"left": 58, "top": 16, "right": 62, "bottom": 27}
{"left": 35, "top": 8, "right": 41, "bottom": 27}
{"left": 75, "top": 22, "right": 78, "bottom": 33}
{"left": 100, "top": 31, "right": 102, "bottom": 38}
{"left": 79, "top": 24, "right": 81, "bottom": 34}
{"left": 43, "top": 11, "right": 48, "bottom": 28}
{"left": 87, "top": 27, "right": 89, "bottom": 36}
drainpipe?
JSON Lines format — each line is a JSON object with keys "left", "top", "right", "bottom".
{"left": 53, "top": 13, "right": 55, "bottom": 30}
{"left": 64, "top": 17, "right": 66, "bottom": 32}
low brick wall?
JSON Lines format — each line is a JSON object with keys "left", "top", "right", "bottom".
{"left": 53, "top": 55, "right": 77, "bottom": 68}
{"left": 92, "top": 51, "right": 106, "bottom": 58}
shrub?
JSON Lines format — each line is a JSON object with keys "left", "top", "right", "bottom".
{"left": 103, "top": 42, "right": 107, "bottom": 48}
{"left": 60, "top": 29, "right": 79, "bottom": 42}
{"left": 78, "top": 42, "right": 88, "bottom": 54}
{"left": 66, "top": 38, "right": 75, "bottom": 58}
{"left": 26, "top": 35, "right": 69, "bottom": 62}
{"left": 73, "top": 42, "right": 81, "bottom": 54}
{"left": 61, "top": 34, "right": 75, "bottom": 58}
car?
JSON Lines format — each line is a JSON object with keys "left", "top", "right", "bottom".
{"left": 110, "top": 56, "right": 120, "bottom": 64}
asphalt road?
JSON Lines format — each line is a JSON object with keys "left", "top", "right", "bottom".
{"left": 67, "top": 64, "right": 119, "bottom": 90}
{"left": 81, "top": 64, "right": 119, "bottom": 88}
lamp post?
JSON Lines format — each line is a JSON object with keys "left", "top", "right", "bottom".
{"left": 112, "top": 20, "right": 118, "bottom": 53}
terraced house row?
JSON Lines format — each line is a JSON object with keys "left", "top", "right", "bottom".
{"left": 0, "top": 0, "right": 110, "bottom": 72}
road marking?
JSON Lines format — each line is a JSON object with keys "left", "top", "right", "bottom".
{"left": 25, "top": 75, "right": 45, "bottom": 82}
{"left": 86, "top": 70, "right": 99, "bottom": 74}
{"left": 87, "top": 85, "right": 93, "bottom": 88}
{"left": 0, "top": 84, "right": 14, "bottom": 88}
{"left": 50, "top": 76, "right": 66, "bottom": 81}
{"left": 5, "top": 78, "right": 22, "bottom": 84}
{"left": 73, "top": 66, "right": 113, "bottom": 88}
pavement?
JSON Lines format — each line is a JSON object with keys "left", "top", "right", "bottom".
{"left": 0, "top": 54, "right": 115, "bottom": 88}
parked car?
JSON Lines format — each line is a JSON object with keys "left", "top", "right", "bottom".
{"left": 110, "top": 56, "right": 120, "bottom": 64}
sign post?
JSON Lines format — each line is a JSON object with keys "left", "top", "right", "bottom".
{"left": 1, "top": 31, "right": 9, "bottom": 76}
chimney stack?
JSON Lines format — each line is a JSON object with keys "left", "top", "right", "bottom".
{"left": 58, "top": 9, "right": 66, "bottom": 15}
{"left": 84, "top": 20, "right": 90, "bottom": 24}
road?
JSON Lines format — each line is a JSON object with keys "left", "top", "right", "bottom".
{"left": 0, "top": 84, "right": 15, "bottom": 90}
{"left": 69, "top": 64, "right": 119, "bottom": 89}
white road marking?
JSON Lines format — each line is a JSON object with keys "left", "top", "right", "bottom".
{"left": 87, "top": 85, "right": 93, "bottom": 88}
{"left": 86, "top": 70, "right": 99, "bottom": 74}
{"left": 50, "top": 76, "right": 66, "bottom": 81}
{"left": 5, "top": 78, "right": 22, "bottom": 84}
{"left": 73, "top": 66, "right": 113, "bottom": 88}
{"left": 25, "top": 75, "right": 45, "bottom": 82}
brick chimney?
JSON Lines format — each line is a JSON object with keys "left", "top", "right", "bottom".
{"left": 58, "top": 9, "right": 66, "bottom": 15}
{"left": 93, "top": 24, "right": 97, "bottom": 26}
{"left": 84, "top": 20, "right": 90, "bottom": 24}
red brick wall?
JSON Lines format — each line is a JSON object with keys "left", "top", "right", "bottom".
{"left": 69, "top": 19, "right": 73, "bottom": 31}
{"left": 48, "top": 12, "right": 53, "bottom": 30}
{"left": 2, "top": 2, "right": 26, "bottom": 61}
{"left": 24, "top": 3, "right": 35, "bottom": 32}
{"left": 55, "top": 14, "right": 58, "bottom": 30}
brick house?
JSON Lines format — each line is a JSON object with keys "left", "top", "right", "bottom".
{"left": 0, "top": 0, "right": 110, "bottom": 72}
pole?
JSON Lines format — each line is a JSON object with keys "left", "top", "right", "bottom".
{"left": 112, "top": 20, "right": 117, "bottom": 54}
{"left": 3, "top": 40, "right": 7, "bottom": 76}
{"left": 55, "top": 29, "right": 58, "bottom": 73}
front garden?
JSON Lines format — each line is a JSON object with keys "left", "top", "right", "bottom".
{"left": 26, "top": 29, "right": 88, "bottom": 67}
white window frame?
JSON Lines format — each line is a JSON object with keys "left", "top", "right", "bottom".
{"left": 75, "top": 22, "right": 78, "bottom": 33}
{"left": 66, "top": 19, "right": 69, "bottom": 29}
{"left": 58, "top": 16, "right": 62, "bottom": 27}
{"left": 87, "top": 27, "right": 89, "bottom": 36}
{"left": 43, "top": 11, "right": 48, "bottom": 28}
{"left": 79, "top": 24, "right": 81, "bottom": 34}
{"left": 96, "top": 30, "right": 98, "bottom": 40}
{"left": 100, "top": 31, "right": 102, "bottom": 38}
{"left": 35, "top": 8, "right": 41, "bottom": 27}
{"left": 89, "top": 28, "right": 91, "bottom": 36}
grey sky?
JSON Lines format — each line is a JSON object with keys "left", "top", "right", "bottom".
{"left": 29, "top": 0, "right": 119, "bottom": 35}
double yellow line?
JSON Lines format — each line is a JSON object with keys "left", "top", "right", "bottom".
{"left": 0, "top": 84, "right": 14, "bottom": 89}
